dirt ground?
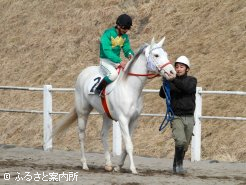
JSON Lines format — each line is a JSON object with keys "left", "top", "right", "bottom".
{"left": 0, "top": 145, "right": 245, "bottom": 185}
{"left": 0, "top": 0, "right": 246, "bottom": 164}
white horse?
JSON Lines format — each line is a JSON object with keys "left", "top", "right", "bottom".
{"left": 52, "top": 37, "right": 176, "bottom": 174}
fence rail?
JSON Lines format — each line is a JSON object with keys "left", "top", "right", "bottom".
{"left": 0, "top": 85, "right": 245, "bottom": 161}
{"left": 199, "top": 90, "right": 246, "bottom": 95}
{"left": 0, "top": 86, "right": 43, "bottom": 91}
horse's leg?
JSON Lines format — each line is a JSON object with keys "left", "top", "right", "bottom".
{"left": 77, "top": 113, "right": 90, "bottom": 170}
{"left": 117, "top": 117, "right": 137, "bottom": 174}
{"left": 114, "top": 116, "right": 138, "bottom": 173}
{"left": 114, "top": 147, "right": 127, "bottom": 172}
{"left": 101, "top": 116, "right": 113, "bottom": 171}
{"left": 75, "top": 88, "right": 93, "bottom": 171}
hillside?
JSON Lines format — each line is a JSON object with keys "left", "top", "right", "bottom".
{"left": 0, "top": 0, "right": 245, "bottom": 161}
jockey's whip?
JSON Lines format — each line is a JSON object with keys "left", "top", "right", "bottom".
{"left": 159, "top": 80, "right": 174, "bottom": 132}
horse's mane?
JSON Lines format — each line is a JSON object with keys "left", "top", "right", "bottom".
{"left": 118, "top": 43, "right": 149, "bottom": 81}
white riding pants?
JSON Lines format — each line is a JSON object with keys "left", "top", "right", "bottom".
{"left": 99, "top": 58, "right": 119, "bottom": 82}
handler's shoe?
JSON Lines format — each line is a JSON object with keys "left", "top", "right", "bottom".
{"left": 175, "top": 165, "right": 187, "bottom": 174}
{"left": 174, "top": 146, "right": 187, "bottom": 174}
{"left": 173, "top": 156, "right": 176, "bottom": 173}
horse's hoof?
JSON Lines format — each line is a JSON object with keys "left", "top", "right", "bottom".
{"left": 132, "top": 169, "right": 138, "bottom": 174}
{"left": 113, "top": 166, "right": 121, "bottom": 172}
{"left": 82, "top": 164, "right": 89, "bottom": 171}
{"left": 104, "top": 165, "right": 113, "bottom": 172}
{"left": 83, "top": 167, "right": 89, "bottom": 171}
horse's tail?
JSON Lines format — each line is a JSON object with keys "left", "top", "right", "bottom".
{"left": 52, "top": 106, "right": 77, "bottom": 137}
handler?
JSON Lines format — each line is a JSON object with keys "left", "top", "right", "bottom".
{"left": 159, "top": 56, "right": 197, "bottom": 174}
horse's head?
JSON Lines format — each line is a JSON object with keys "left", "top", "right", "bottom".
{"left": 144, "top": 37, "right": 176, "bottom": 80}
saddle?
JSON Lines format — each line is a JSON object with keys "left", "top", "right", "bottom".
{"left": 88, "top": 66, "right": 122, "bottom": 96}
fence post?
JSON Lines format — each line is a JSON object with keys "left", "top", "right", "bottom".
{"left": 191, "top": 87, "right": 202, "bottom": 162}
{"left": 43, "top": 85, "right": 52, "bottom": 151}
{"left": 113, "top": 121, "right": 122, "bottom": 156}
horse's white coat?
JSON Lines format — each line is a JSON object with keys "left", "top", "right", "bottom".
{"left": 52, "top": 38, "right": 176, "bottom": 174}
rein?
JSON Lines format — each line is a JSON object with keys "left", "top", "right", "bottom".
{"left": 127, "top": 72, "right": 159, "bottom": 77}
{"left": 159, "top": 80, "right": 174, "bottom": 132}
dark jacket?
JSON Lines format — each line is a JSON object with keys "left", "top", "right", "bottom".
{"left": 159, "top": 74, "right": 197, "bottom": 116}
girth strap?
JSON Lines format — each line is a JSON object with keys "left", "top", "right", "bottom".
{"left": 101, "top": 89, "right": 114, "bottom": 120}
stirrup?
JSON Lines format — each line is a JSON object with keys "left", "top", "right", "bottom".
{"left": 95, "top": 89, "right": 105, "bottom": 98}
{"left": 95, "top": 89, "right": 102, "bottom": 96}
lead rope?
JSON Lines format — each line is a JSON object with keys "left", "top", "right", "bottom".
{"left": 159, "top": 80, "right": 174, "bottom": 132}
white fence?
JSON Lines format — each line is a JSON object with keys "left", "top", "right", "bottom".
{"left": 0, "top": 85, "right": 246, "bottom": 162}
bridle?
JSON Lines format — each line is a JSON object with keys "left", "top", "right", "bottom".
{"left": 125, "top": 46, "right": 172, "bottom": 79}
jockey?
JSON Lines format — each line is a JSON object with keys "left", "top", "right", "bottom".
{"left": 95, "top": 14, "right": 135, "bottom": 96}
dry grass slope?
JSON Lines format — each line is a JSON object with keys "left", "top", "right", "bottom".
{"left": 0, "top": 0, "right": 245, "bottom": 161}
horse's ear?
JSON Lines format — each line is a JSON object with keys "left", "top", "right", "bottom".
{"left": 151, "top": 37, "right": 155, "bottom": 45}
{"left": 150, "top": 37, "right": 155, "bottom": 50}
{"left": 157, "top": 37, "right": 165, "bottom": 47}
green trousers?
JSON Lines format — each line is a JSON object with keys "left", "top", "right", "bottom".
{"left": 171, "top": 115, "right": 195, "bottom": 151}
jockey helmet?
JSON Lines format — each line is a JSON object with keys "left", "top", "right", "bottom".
{"left": 116, "top": 14, "right": 132, "bottom": 29}
{"left": 175, "top": 56, "right": 190, "bottom": 68}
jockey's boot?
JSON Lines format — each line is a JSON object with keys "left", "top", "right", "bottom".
{"left": 95, "top": 78, "right": 108, "bottom": 97}
{"left": 175, "top": 146, "right": 187, "bottom": 174}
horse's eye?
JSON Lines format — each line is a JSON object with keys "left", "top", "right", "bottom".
{"left": 154, "top": 54, "right": 159, "bottom": 57}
